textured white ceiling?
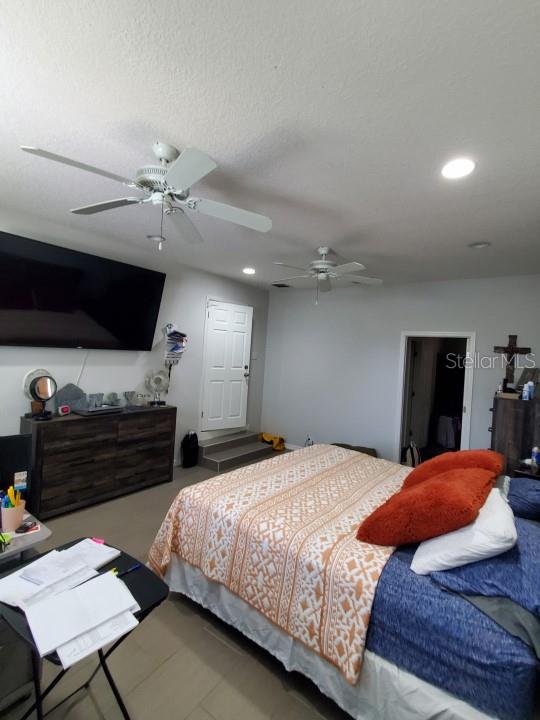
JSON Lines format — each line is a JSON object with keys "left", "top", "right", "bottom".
{"left": 1, "top": 0, "right": 540, "bottom": 287}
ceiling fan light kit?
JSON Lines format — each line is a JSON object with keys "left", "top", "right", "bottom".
{"left": 21, "top": 142, "right": 272, "bottom": 246}
{"left": 147, "top": 234, "right": 166, "bottom": 251}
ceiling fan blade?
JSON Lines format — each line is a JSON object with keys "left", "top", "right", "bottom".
{"left": 273, "top": 275, "right": 312, "bottom": 283}
{"left": 168, "top": 208, "right": 204, "bottom": 244}
{"left": 333, "top": 261, "right": 366, "bottom": 275}
{"left": 21, "top": 146, "right": 135, "bottom": 186}
{"left": 273, "top": 262, "right": 307, "bottom": 271}
{"left": 186, "top": 197, "right": 272, "bottom": 232}
{"left": 164, "top": 148, "right": 217, "bottom": 191}
{"left": 70, "top": 197, "right": 143, "bottom": 215}
{"left": 318, "top": 275, "right": 331, "bottom": 292}
{"left": 349, "top": 275, "right": 383, "bottom": 286}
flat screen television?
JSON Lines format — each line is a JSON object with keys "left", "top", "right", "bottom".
{"left": 0, "top": 231, "right": 166, "bottom": 350}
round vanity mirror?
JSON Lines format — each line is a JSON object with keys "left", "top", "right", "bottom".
{"left": 23, "top": 369, "right": 58, "bottom": 421}
{"left": 30, "top": 376, "right": 57, "bottom": 402}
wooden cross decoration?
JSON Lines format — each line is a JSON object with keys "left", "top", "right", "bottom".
{"left": 493, "top": 334, "right": 531, "bottom": 384}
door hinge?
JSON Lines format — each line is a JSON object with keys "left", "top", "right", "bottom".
{"left": 201, "top": 411, "right": 204, "bottom": 418}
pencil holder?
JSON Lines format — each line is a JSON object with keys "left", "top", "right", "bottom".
{"left": 1, "top": 501, "right": 25, "bottom": 533}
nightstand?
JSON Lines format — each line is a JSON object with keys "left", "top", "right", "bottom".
{"left": 512, "top": 467, "right": 540, "bottom": 481}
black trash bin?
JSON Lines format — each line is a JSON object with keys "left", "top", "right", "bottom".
{"left": 181, "top": 431, "right": 199, "bottom": 468}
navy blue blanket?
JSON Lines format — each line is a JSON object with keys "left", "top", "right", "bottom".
{"left": 366, "top": 547, "right": 538, "bottom": 720}
{"left": 432, "top": 517, "right": 540, "bottom": 618}
{"left": 508, "top": 478, "right": 540, "bottom": 521}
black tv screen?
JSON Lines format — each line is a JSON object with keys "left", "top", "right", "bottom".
{"left": 0, "top": 232, "right": 166, "bottom": 350}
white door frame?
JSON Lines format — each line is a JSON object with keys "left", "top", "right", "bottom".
{"left": 199, "top": 297, "right": 253, "bottom": 433}
{"left": 394, "top": 331, "right": 476, "bottom": 462}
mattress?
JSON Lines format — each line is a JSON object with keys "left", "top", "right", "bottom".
{"left": 166, "top": 557, "right": 493, "bottom": 720}
{"left": 149, "top": 444, "right": 410, "bottom": 682}
{"left": 367, "top": 548, "right": 538, "bottom": 720}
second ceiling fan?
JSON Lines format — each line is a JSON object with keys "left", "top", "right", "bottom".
{"left": 273, "top": 246, "right": 382, "bottom": 300}
{"left": 21, "top": 141, "right": 272, "bottom": 245}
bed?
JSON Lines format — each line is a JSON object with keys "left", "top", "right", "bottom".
{"left": 149, "top": 444, "right": 539, "bottom": 720}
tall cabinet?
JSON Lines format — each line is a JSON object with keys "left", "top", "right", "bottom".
{"left": 21, "top": 406, "right": 176, "bottom": 519}
{"left": 490, "top": 396, "right": 540, "bottom": 474}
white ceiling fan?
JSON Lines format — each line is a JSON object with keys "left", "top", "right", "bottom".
{"left": 21, "top": 142, "right": 272, "bottom": 245}
{"left": 273, "top": 246, "right": 382, "bottom": 300}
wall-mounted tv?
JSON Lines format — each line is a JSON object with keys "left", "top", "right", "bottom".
{"left": 0, "top": 231, "right": 166, "bottom": 351}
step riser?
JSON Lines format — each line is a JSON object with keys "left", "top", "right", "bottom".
{"left": 199, "top": 430, "right": 256, "bottom": 448}
{"left": 199, "top": 432, "right": 260, "bottom": 458}
{"left": 199, "top": 446, "right": 274, "bottom": 473}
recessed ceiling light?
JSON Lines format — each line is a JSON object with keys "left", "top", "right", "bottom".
{"left": 441, "top": 157, "right": 476, "bottom": 179}
{"left": 468, "top": 241, "right": 491, "bottom": 249}
{"left": 242, "top": 267, "right": 256, "bottom": 275}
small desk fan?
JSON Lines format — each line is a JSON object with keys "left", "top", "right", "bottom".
{"left": 145, "top": 370, "right": 169, "bottom": 407}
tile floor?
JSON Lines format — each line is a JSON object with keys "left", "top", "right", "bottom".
{"left": 2, "top": 466, "right": 350, "bottom": 720}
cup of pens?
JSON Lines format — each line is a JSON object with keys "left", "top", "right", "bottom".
{"left": 1, "top": 486, "right": 25, "bottom": 533}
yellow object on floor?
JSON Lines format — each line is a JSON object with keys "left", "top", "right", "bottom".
{"left": 259, "top": 432, "right": 285, "bottom": 451}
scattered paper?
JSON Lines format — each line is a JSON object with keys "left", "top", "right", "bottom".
{"left": 59, "top": 539, "right": 121, "bottom": 570}
{"left": 25, "top": 572, "right": 138, "bottom": 657}
{"left": 56, "top": 611, "right": 139, "bottom": 669}
{"left": 22, "top": 566, "right": 98, "bottom": 608}
{"left": 21, "top": 551, "right": 87, "bottom": 586}
{"left": 0, "top": 552, "right": 87, "bottom": 606}
{"left": 0, "top": 539, "right": 139, "bottom": 665}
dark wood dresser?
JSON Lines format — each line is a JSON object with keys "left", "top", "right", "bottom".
{"left": 21, "top": 406, "right": 176, "bottom": 519}
{"left": 490, "top": 396, "right": 540, "bottom": 474}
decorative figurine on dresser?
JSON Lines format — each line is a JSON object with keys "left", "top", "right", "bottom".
{"left": 21, "top": 405, "right": 177, "bottom": 519}
{"left": 490, "top": 334, "right": 538, "bottom": 475}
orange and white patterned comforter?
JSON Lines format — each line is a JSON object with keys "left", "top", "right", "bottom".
{"left": 149, "top": 444, "right": 409, "bottom": 683}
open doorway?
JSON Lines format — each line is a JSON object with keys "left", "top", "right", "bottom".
{"left": 398, "top": 333, "right": 475, "bottom": 465}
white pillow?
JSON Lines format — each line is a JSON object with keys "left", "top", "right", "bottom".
{"left": 410, "top": 488, "right": 517, "bottom": 575}
{"left": 494, "top": 474, "right": 511, "bottom": 499}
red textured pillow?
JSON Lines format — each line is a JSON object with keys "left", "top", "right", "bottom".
{"left": 356, "top": 468, "right": 495, "bottom": 546}
{"left": 402, "top": 450, "right": 504, "bottom": 490}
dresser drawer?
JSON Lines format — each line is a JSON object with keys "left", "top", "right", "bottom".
{"left": 40, "top": 463, "right": 117, "bottom": 512}
{"left": 41, "top": 441, "right": 116, "bottom": 471}
{"left": 116, "top": 437, "right": 173, "bottom": 488}
{"left": 40, "top": 416, "right": 118, "bottom": 446}
{"left": 117, "top": 411, "right": 174, "bottom": 443}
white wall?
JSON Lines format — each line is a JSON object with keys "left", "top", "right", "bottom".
{"left": 0, "top": 212, "right": 268, "bottom": 459}
{"left": 261, "top": 274, "right": 540, "bottom": 460}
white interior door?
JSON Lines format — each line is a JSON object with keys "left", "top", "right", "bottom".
{"left": 201, "top": 301, "right": 253, "bottom": 431}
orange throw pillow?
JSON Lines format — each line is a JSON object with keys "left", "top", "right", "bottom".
{"left": 402, "top": 450, "right": 504, "bottom": 490}
{"left": 356, "top": 468, "right": 495, "bottom": 546}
